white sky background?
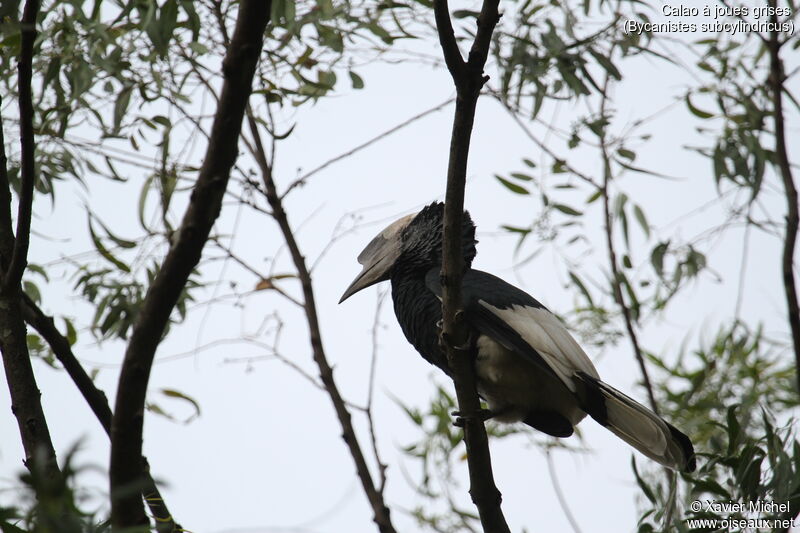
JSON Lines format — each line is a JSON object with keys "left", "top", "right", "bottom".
{"left": 0, "top": 2, "right": 798, "bottom": 532}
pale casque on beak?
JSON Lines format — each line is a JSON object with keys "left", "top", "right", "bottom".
{"left": 339, "top": 214, "right": 415, "bottom": 303}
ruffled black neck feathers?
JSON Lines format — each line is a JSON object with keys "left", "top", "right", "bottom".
{"left": 394, "top": 202, "right": 477, "bottom": 276}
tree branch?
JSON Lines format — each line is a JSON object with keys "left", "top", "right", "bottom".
{"left": 432, "top": 0, "right": 465, "bottom": 81}
{"left": 21, "top": 295, "right": 181, "bottom": 532}
{"left": 767, "top": 4, "right": 800, "bottom": 391}
{"left": 246, "top": 110, "right": 397, "bottom": 533}
{"left": 597, "top": 84, "right": 659, "bottom": 415}
{"left": 4, "top": 0, "right": 38, "bottom": 290}
{"left": 109, "top": 2, "right": 271, "bottom": 527}
{"left": 0, "top": 0, "right": 63, "bottom": 487}
{"left": 0, "top": 98, "right": 13, "bottom": 275}
{"left": 281, "top": 98, "right": 455, "bottom": 198}
{"left": 433, "top": 1, "right": 509, "bottom": 531}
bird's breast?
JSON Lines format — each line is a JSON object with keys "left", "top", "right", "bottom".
{"left": 390, "top": 274, "right": 449, "bottom": 373}
{"left": 475, "top": 334, "right": 586, "bottom": 426}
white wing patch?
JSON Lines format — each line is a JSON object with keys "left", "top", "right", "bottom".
{"left": 478, "top": 301, "right": 599, "bottom": 391}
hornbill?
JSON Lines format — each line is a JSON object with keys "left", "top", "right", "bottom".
{"left": 339, "top": 202, "right": 696, "bottom": 473}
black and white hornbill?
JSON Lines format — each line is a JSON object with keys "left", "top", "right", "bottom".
{"left": 339, "top": 202, "right": 696, "bottom": 473}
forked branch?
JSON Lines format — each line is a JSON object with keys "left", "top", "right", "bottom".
{"left": 22, "top": 295, "right": 181, "bottom": 531}
{"left": 433, "top": 0, "right": 510, "bottom": 531}
{"left": 0, "top": 0, "right": 64, "bottom": 487}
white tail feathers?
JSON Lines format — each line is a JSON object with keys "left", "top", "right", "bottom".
{"left": 575, "top": 372, "right": 696, "bottom": 472}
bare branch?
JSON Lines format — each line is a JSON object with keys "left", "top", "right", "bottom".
{"left": 367, "top": 289, "right": 389, "bottom": 495}
{"left": 489, "top": 91, "right": 599, "bottom": 188}
{"left": 432, "top": 0, "right": 465, "bottom": 81}
{"left": 433, "top": 0, "right": 509, "bottom": 531}
{"left": 767, "top": 3, "right": 800, "bottom": 390}
{"left": 246, "top": 110, "right": 397, "bottom": 533}
{"left": 545, "top": 451, "right": 583, "bottom": 533}
{"left": 282, "top": 98, "right": 455, "bottom": 198}
{"left": 21, "top": 294, "right": 182, "bottom": 532}
{"left": 0, "top": 99, "right": 14, "bottom": 276}
{"left": 4, "top": 0, "right": 38, "bottom": 290}
{"left": 0, "top": 0, "right": 63, "bottom": 488}
{"left": 597, "top": 78, "right": 659, "bottom": 415}
{"left": 110, "top": 2, "right": 271, "bottom": 527}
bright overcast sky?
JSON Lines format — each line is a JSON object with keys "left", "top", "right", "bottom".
{"left": 0, "top": 4, "right": 797, "bottom": 532}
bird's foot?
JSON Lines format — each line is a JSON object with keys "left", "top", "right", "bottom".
{"left": 448, "top": 334, "right": 473, "bottom": 352}
{"left": 451, "top": 408, "right": 494, "bottom": 427}
{"left": 437, "top": 315, "right": 475, "bottom": 352}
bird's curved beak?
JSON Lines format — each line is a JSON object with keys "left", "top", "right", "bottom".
{"left": 339, "top": 214, "right": 415, "bottom": 303}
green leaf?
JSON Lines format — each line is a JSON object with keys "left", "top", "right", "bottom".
{"left": 113, "top": 86, "right": 133, "bottom": 134}
{"left": 568, "top": 271, "right": 593, "bottom": 305}
{"left": 159, "top": 0, "right": 179, "bottom": 41}
{"left": 348, "top": 70, "right": 364, "bottom": 89}
{"left": 501, "top": 225, "right": 531, "bottom": 235}
{"left": 188, "top": 41, "right": 209, "bottom": 55}
{"left": 26, "top": 263, "right": 49, "bottom": 282}
{"left": 160, "top": 388, "right": 201, "bottom": 421}
{"left": 531, "top": 87, "right": 545, "bottom": 119}
{"left": 589, "top": 49, "right": 622, "bottom": 80}
{"left": 510, "top": 172, "right": 533, "bottom": 181}
{"left": 632, "top": 457, "right": 656, "bottom": 503}
{"left": 93, "top": 216, "right": 137, "bottom": 249}
{"left": 151, "top": 115, "right": 171, "bottom": 127}
{"left": 726, "top": 404, "right": 740, "bottom": 454}
{"left": 318, "top": 69, "right": 337, "bottom": 89}
{"left": 88, "top": 216, "right": 130, "bottom": 273}
{"left": 552, "top": 203, "right": 582, "bottom": 216}
{"left": 613, "top": 192, "right": 628, "bottom": 217}
{"left": 586, "top": 189, "right": 602, "bottom": 203}
{"left": 495, "top": 175, "right": 529, "bottom": 195}
{"left": 691, "top": 479, "right": 731, "bottom": 499}
{"left": 284, "top": 0, "right": 296, "bottom": 23}
{"left": 63, "top": 318, "right": 77, "bottom": 346}
{"left": 685, "top": 94, "right": 714, "bottom": 119}
{"left": 633, "top": 204, "right": 650, "bottom": 238}
{"left": 502, "top": 225, "right": 531, "bottom": 253}
{"left": 651, "top": 241, "right": 668, "bottom": 277}
{"left": 620, "top": 209, "right": 630, "bottom": 248}
{"left": 23, "top": 281, "right": 41, "bottom": 305}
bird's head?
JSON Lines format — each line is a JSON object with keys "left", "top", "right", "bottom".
{"left": 339, "top": 202, "right": 477, "bottom": 303}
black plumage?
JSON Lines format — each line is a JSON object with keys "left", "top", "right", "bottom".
{"left": 340, "top": 202, "right": 696, "bottom": 472}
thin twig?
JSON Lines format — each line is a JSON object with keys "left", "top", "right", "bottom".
{"left": 491, "top": 92, "right": 599, "bottom": 187}
{"left": 209, "top": 235, "right": 303, "bottom": 307}
{"left": 545, "top": 450, "right": 583, "bottom": 533}
{"left": 734, "top": 221, "right": 752, "bottom": 321}
{"left": 367, "top": 289, "right": 389, "bottom": 495}
{"left": 110, "top": 2, "right": 271, "bottom": 527}
{"left": 597, "top": 76, "right": 660, "bottom": 415}
{"left": 281, "top": 98, "right": 455, "bottom": 199}
{"left": 246, "top": 111, "right": 397, "bottom": 533}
